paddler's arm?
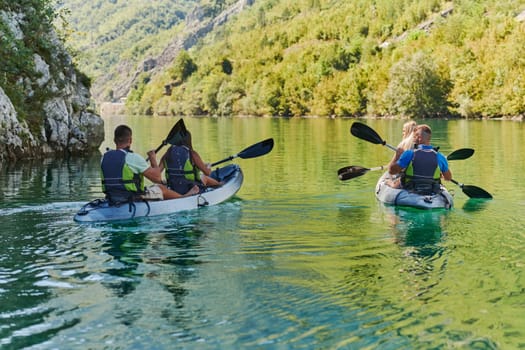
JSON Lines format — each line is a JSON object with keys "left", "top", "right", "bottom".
{"left": 143, "top": 167, "right": 163, "bottom": 184}
{"left": 388, "top": 148, "right": 405, "bottom": 175}
{"left": 143, "top": 150, "right": 164, "bottom": 183}
{"left": 437, "top": 153, "right": 452, "bottom": 181}
{"left": 147, "top": 150, "right": 158, "bottom": 168}
{"left": 191, "top": 150, "right": 211, "bottom": 176}
{"left": 441, "top": 170, "right": 452, "bottom": 181}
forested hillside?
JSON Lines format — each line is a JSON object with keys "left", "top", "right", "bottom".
{"left": 59, "top": 0, "right": 239, "bottom": 102}
{"left": 65, "top": 0, "right": 525, "bottom": 119}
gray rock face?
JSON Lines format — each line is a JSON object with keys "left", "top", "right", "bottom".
{"left": 0, "top": 9, "right": 104, "bottom": 163}
{"left": 0, "top": 87, "right": 36, "bottom": 161}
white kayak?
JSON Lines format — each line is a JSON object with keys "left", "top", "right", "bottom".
{"left": 375, "top": 172, "right": 453, "bottom": 210}
{"left": 74, "top": 164, "right": 243, "bottom": 222}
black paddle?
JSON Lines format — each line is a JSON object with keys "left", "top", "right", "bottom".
{"left": 347, "top": 122, "right": 492, "bottom": 199}
{"left": 350, "top": 122, "right": 397, "bottom": 151}
{"left": 211, "top": 138, "right": 274, "bottom": 167}
{"left": 338, "top": 165, "right": 386, "bottom": 180}
{"left": 338, "top": 148, "right": 474, "bottom": 181}
{"left": 156, "top": 119, "right": 187, "bottom": 152}
{"left": 450, "top": 179, "right": 493, "bottom": 199}
{"left": 446, "top": 148, "right": 474, "bottom": 160}
{"left": 147, "top": 119, "right": 186, "bottom": 162}
{"left": 351, "top": 121, "right": 475, "bottom": 160}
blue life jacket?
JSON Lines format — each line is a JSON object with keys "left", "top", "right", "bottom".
{"left": 163, "top": 146, "right": 199, "bottom": 194}
{"left": 101, "top": 149, "right": 144, "bottom": 202}
{"left": 401, "top": 148, "right": 441, "bottom": 194}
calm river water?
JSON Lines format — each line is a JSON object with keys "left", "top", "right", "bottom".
{"left": 0, "top": 116, "right": 524, "bottom": 349}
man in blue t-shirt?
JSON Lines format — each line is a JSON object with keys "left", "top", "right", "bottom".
{"left": 388, "top": 124, "right": 452, "bottom": 193}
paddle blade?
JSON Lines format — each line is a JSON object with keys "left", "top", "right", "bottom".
{"left": 166, "top": 119, "right": 188, "bottom": 145}
{"left": 338, "top": 166, "right": 370, "bottom": 181}
{"left": 447, "top": 148, "right": 474, "bottom": 161}
{"left": 462, "top": 185, "right": 493, "bottom": 199}
{"left": 451, "top": 179, "right": 492, "bottom": 199}
{"left": 238, "top": 138, "right": 274, "bottom": 159}
{"left": 211, "top": 138, "right": 275, "bottom": 167}
{"left": 350, "top": 122, "right": 386, "bottom": 145}
{"left": 337, "top": 166, "right": 354, "bottom": 175}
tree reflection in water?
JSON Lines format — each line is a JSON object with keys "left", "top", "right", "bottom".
{"left": 382, "top": 205, "right": 450, "bottom": 300}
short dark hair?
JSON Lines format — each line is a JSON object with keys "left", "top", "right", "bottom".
{"left": 417, "top": 124, "right": 432, "bottom": 136}
{"left": 114, "top": 125, "right": 132, "bottom": 144}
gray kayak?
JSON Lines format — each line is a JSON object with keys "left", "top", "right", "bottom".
{"left": 74, "top": 164, "right": 243, "bottom": 222}
{"left": 375, "top": 172, "right": 453, "bottom": 209}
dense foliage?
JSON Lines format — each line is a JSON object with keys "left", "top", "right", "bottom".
{"left": 61, "top": 0, "right": 525, "bottom": 118}
{"left": 0, "top": 0, "right": 63, "bottom": 123}
{"left": 130, "top": 0, "right": 525, "bottom": 118}
{"left": 58, "top": 0, "right": 203, "bottom": 101}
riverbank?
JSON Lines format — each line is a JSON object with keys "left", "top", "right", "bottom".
{"left": 99, "top": 102, "right": 126, "bottom": 117}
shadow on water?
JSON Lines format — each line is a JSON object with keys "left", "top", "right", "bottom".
{"left": 336, "top": 205, "right": 370, "bottom": 226}
{"left": 462, "top": 198, "right": 491, "bottom": 212}
{"left": 330, "top": 202, "right": 453, "bottom": 348}
{"left": 381, "top": 205, "right": 451, "bottom": 304}
{"left": 94, "top": 202, "right": 244, "bottom": 329}
{"left": 382, "top": 205, "right": 448, "bottom": 252}
{"left": 100, "top": 218, "right": 207, "bottom": 301}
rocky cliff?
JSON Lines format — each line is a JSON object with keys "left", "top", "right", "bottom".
{"left": 101, "top": 0, "right": 254, "bottom": 102}
{"left": 0, "top": 8, "right": 104, "bottom": 164}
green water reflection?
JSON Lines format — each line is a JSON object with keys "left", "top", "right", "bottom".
{"left": 0, "top": 116, "right": 523, "bottom": 349}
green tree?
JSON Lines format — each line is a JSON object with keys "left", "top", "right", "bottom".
{"left": 0, "top": 0, "right": 68, "bottom": 125}
{"left": 221, "top": 58, "right": 233, "bottom": 75}
{"left": 97, "top": 0, "right": 525, "bottom": 118}
{"left": 169, "top": 50, "right": 198, "bottom": 84}
{"left": 383, "top": 51, "right": 452, "bottom": 118}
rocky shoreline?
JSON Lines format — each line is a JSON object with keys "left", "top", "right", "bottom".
{"left": 0, "top": 8, "right": 104, "bottom": 164}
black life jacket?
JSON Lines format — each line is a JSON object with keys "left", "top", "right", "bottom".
{"left": 101, "top": 149, "right": 144, "bottom": 203}
{"left": 163, "top": 146, "right": 199, "bottom": 194}
{"left": 401, "top": 148, "right": 441, "bottom": 195}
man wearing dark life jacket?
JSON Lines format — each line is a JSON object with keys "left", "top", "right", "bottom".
{"left": 101, "top": 125, "right": 199, "bottom": 203}
{"left": 388, "top": 124, "right": 452, "bottom": 194}
{"left": 160, "top": 130, "right": 222, "bottom": 194}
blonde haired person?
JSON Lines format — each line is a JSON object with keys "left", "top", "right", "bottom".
{"left": 388, "top": 124, "right": 452, "bottom": 193}
{"left": 397, "top": 120, "right": 417, "bottom": 151}
{"left": 386, "top": 121, "right": 417, "bottom": 187}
